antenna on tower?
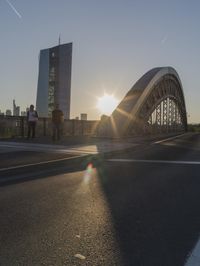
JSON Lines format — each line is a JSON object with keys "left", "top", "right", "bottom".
{"left": 58, "top": 34, "right": 61, "bottom": 45}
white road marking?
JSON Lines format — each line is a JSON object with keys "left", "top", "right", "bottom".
{"left": 107, "top": 158, "right": 200, "bottom": 165}
{"left": 185, "top": 238, "right": 200, "bottom": 266}
{"left": 0, "top": 141, "right": 137, "bottom": 172}
{"left": 0, "top": 154, "right": 86, "bottom": 172}
{"left": 154, "top": 133, "right": 188, "bottom": 144}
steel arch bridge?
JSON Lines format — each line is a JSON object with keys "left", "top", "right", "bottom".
{"left": 97, "top": 67, "right": 187, "bottom": 137}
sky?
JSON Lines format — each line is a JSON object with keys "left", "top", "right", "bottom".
{"left": 0, "top": 0, "right": 200, "bottom": 122}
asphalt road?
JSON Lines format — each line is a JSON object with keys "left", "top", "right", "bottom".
{"left": 0, "top": 133, "right": 200, "bottom": 265}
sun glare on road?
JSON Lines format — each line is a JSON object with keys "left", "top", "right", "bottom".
{"left": 83, "top": 163, "right": 93, "bottom": 184}
{"left": 97, "top": 93, "right": 119, "bottom": 115}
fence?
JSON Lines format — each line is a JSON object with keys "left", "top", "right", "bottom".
{"left": 0, "top": 115, "right": 99, "bottom": 138}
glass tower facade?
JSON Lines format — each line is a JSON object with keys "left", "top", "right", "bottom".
{"left": 36, "top": 43, "right": 72, "bottom": 119}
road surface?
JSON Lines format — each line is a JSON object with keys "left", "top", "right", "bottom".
{"left": 0, "top": 133, "right": 200, "bottom": 265}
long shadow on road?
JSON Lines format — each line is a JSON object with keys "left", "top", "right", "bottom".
{"left": 95, "top": 156, "right": 200, "bottom": 266}
{"left": 2, "top": 133, "right": 200, "bottom": 265}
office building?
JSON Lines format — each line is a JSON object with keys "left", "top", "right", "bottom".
{"left": 36, "top": 42, "right": 72, "bottom": 119}
{"left": 80, "top": 113, "right": 87, "bottom": 121}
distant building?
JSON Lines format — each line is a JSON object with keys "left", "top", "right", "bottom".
{"left": 36, "top": 42, "right": 72, "bottom": 119}
{"left": 80, "top": 113, "right": 87, "bottom": 121}
{"left": 75, "top": 116, "right": 79, "bottom": 120}
{"left": 16, "top": 107, "right": 20, "bottom": 116}
{"left": 6, "top": 109, "right": 12, "bottom": 116}
{"left": 13, "top": 100, "right": 16, "bottom": 115}
{"left": 13, "top": 100, "right": 20, "bottom": 116}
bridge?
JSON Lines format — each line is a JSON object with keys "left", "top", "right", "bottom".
{"left": 1, "top": 64, "right": 200, "bottom": 265}
{"left": 97, "top": 67, "right": 187, "bottom": 137}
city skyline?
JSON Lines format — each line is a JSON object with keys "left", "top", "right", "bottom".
{"left": 1, "top": 0, "right": 200, "bottom": 122}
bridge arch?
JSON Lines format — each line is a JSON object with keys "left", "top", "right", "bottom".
{"left": 97, "top": 67, "right": 187, "bottom": 137}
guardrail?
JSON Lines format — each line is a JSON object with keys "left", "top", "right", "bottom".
{"left": 0, "top": 116, "right": 99, "bottom": 138}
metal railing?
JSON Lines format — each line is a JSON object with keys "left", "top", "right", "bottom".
{"left": 0, "top": 115, "right": 99, "bottom": 138}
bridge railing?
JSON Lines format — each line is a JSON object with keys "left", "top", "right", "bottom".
{"left": 0, "top": 115, "right": 99, "bottom": 138}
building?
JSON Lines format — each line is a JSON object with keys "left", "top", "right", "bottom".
{"left": 15, "top": 107, "right": 20, "bottom": 116}
{"left": 13, "top": 100, "right": 16, "bottom": 115}
{"left": 80, "top": 113, "right": 87, "bottom": 121}
{"left": 13, "top": 100, "right": 20, "bottom": 116}
{"left": 36, "top": 42, "right": 72, "bottom": 119}
{"left": 6, "top": 109, "right": 12, "bottom": 116}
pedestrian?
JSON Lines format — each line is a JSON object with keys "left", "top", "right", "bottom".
{"left": 27, "top": 104, "right": 38, "bottom": 139}
{"left": 52, "top": 104, "right": 64, "bottom": 141}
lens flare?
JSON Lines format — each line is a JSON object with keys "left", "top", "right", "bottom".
{"left": 83, "top": 163, "right": 93, "bottom": 183}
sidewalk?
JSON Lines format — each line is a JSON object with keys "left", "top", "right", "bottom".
{"left": 0, "top": 136, "right": 138, "bottom": 154}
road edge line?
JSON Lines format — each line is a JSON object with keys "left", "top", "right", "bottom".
{"left": 0, "top": 154, "right": 87, "bottom": 172}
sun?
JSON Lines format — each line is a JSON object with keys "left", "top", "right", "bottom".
{"left": 97, "top": 93, "right": 119, "bottom": 115}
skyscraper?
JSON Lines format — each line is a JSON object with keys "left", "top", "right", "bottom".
{"left": 36, "top": 42, "right": 72, "bottom": 119}
{"left": 13, "top": 100, "right": 20, "bottom": 116}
